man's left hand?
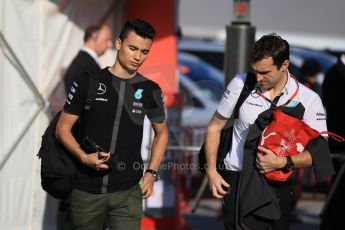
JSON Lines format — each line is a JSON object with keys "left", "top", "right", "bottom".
{"left": 140, "top": 173, "right": 155, "bottom": 199}
{"left": 256, "top": 146, "right": 286, "bottom": 173}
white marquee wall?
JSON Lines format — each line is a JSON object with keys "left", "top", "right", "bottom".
{"left": 0, "top": 0, "right": 118, "bottom": 229}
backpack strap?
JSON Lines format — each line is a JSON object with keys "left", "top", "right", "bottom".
{"left": 77, "top": 71, "right": 99, "bottom": 138}
{"left": 84, "top": 70, "right": 99, "bottom": 111}
{"left": 197, "top": 72, "right": 257, "bottom": 174}
{"left": 216, "top": 72, "right": 257, "bottom": 165}
{"left": 233, "top": 71, "right": 257, "bottom": 119}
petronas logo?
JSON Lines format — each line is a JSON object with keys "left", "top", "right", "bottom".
{"left": 134, "top": 89, "right": 143, "bottom": 100}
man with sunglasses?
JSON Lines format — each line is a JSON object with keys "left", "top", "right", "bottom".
{"left": 204, "top": 33, "right": 333, "bottom": 230}
{"left": 56, "top": 19, "right": 168, "bottom": 230}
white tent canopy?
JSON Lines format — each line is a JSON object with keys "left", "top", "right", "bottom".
{"left": 0, "top": 0, "right": 120, "bottom": 229}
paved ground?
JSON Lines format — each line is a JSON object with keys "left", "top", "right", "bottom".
{"left": 183, "top": 193, "right": 324, "bottom": 230}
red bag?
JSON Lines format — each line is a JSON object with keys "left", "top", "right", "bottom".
{"left": 259, "top": 109, "right": 321, "bottom": 181}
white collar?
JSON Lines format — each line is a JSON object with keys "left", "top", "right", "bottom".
{"left": 81, "top": 47, "right": 99, "bottom": 65}
{"left": 282, "top": 70, "right": 297, "bottom": 97}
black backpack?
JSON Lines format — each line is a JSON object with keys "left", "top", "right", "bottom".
{"left": 198, "top": 72, "right": 257, "bottom": 174}
{"left": 37, "top": 71, "right": 98, "bottom": 199}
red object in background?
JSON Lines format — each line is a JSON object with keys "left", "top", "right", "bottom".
{"left": 259, "top": 109, "right": 321, "bottom": 181}
{"left": 126, "top": 0, "right": 178, "bottom": 108}
{"left": 237, "top": 3, "right": 247, "bottom": 15}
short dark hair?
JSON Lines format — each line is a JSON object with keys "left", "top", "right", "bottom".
{"left": 251, "top": 33, "right": 290, "bottom": 69}
{"left": 119, "top": 18, "right": 156, "bottom": 41}
{"left": 301, "top": 58, "right": 321, "bottom": 76}
{"left": 84, "top": 24, "right": 102, "bottom": 42}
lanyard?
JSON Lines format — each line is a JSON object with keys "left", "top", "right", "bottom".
{"left": 256, "top": 77, "right": 345, "bottom": 142}
{"left": 256, "top": 78, "right": 299, "bottom": 107}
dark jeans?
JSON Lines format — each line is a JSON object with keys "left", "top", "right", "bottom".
{"left": 221, "top": 170, "right": 241, "bottom": 230}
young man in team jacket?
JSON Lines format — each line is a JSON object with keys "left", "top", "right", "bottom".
{"left": 56, "top": 19, "right": 168, "bottom": 230}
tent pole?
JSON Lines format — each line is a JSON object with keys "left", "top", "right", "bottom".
{"left": 0, "top": 32, "right": 45, "bottom": 170}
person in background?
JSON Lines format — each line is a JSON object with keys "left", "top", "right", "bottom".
{"left": 56, "top": 19, "right": 169, "bottom": 230}
{"left": 63, "top": 24, "right": 112, "bottom": 94}
{"left": 322, "top": 54, "right": 345, "bottom": 158}
{"left": 300, "top": 58, "right": 322, "bottom": 96}
{"left": 320, "top": 54, "right": 345, "bottom": 230}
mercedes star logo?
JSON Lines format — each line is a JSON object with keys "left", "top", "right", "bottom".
{"left": 97, "top": 83, "right": 106, "bottom": 95}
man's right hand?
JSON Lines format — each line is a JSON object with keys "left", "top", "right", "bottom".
{"left": 206, "top": 169, "right": 230, "bottom": 198}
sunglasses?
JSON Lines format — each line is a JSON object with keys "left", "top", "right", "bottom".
{"left": 82, "top": 136, "right": 105, "bottom": 153}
